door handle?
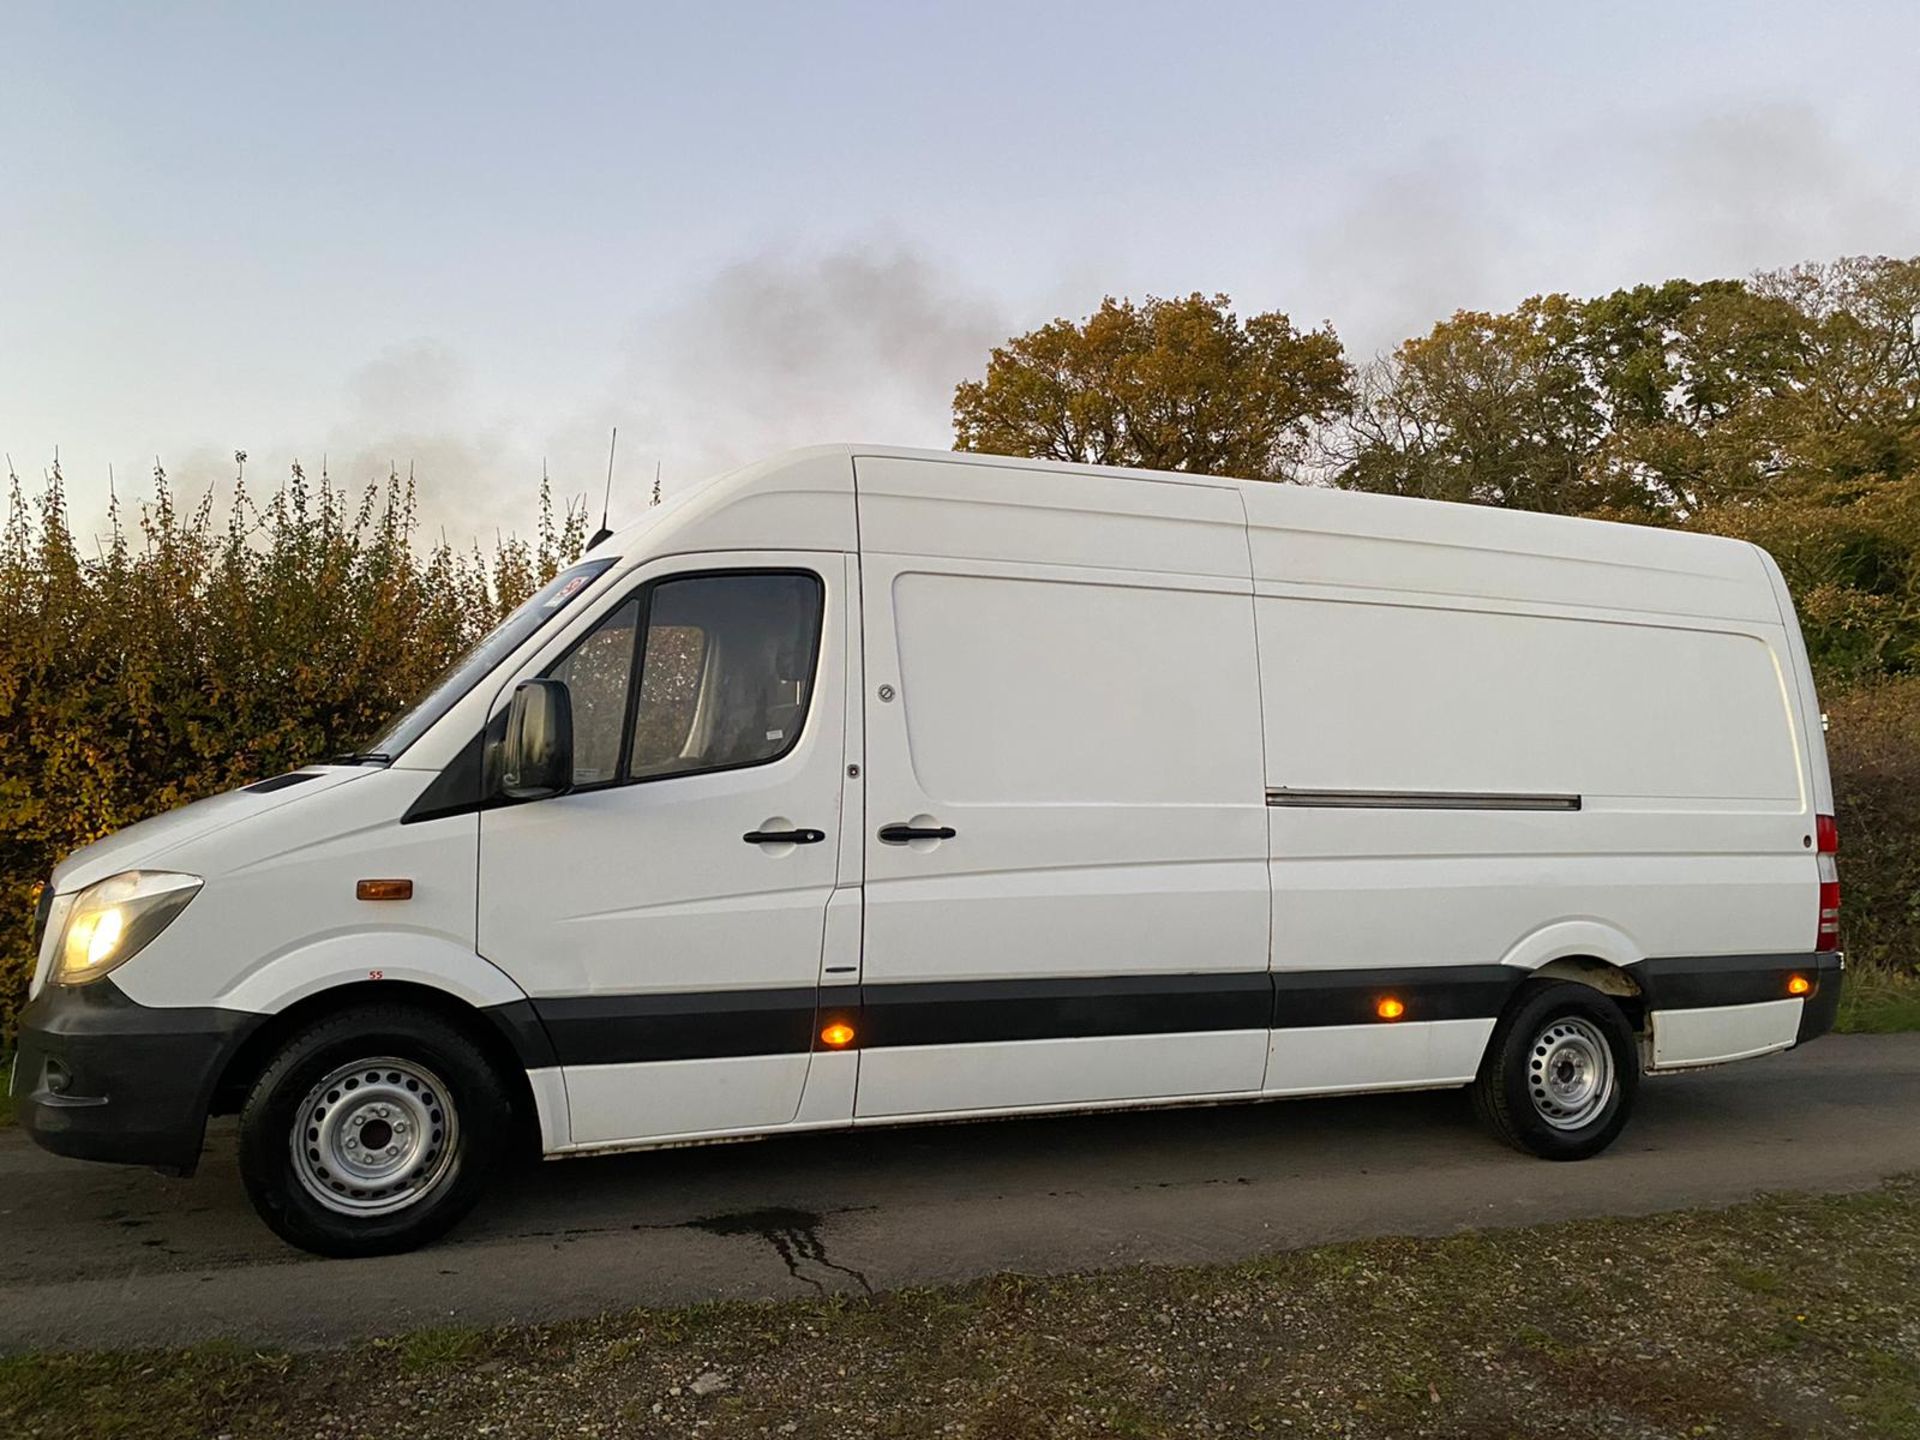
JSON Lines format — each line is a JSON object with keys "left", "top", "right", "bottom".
{"left": 743, "top": 828, "right": 827, "bottom": 845}
{"left": 878, "top": 822, "right": 957, "bottom": 844}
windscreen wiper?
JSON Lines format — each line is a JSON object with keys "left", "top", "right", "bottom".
{"left": 330, "top": 751, "right": 394, "bottom": 767}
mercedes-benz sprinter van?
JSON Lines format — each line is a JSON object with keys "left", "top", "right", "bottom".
{"left": 13, "top": 446, "right": 1844, "bottom": 1255}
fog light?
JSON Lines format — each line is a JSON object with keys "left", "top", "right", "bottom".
{"left": 43, "top": 1060, "right": 71, "bottom": 1096}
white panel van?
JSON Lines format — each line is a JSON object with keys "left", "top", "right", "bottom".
{"left": 13, "top": 446, "right": 1844, "bottom": 1255}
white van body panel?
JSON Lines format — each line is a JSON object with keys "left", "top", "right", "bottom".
{"left": 1237, "top": 480, "right": 1818, "bottom": 1041}
{"left": 211, "top": 932, "right": 527, "bottom": 1015}
{"left": 1265, "top": 1018, "right": 1496, "bottom": 1096}
{"left": 853, "top": 1032, "right": 1272, "bottom": 1119}
{"left": 47, "top": 766, "right": 378, "bottom": 898}
{"left": 1754, "top": 544, "right": 1836, "bottom": 815}
{"left": 851, "top": 454, "right": 1273, "bottom": 1116}
{"left": 1239, "top": 480, "right": 1780, "bottom": 622}
{"left": 105, "top": 766, "right": 491, "bottom": 1012}
{"left": 1496, "top": 920, "right": 1644, "bottom": 974}
{"left": 1651, "top": 998, "right": 1803, "bottom": 1069}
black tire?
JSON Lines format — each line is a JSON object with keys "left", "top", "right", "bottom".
{"left": 238, "top": 1003, "right": 512, "bottom": 1257}
{"left": 1472, "top": 981, "right": 1639, "bottom": 1161}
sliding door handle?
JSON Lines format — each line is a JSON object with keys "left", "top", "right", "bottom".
{"left": 878, "top": 822, "right": 956, "bottom": 844}
{"left": 743, "top": 828, "right": 826, "bottom": 845}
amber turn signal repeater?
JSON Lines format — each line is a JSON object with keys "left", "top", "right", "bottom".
{"left": 356, "top": 878, "right": 414, "bottom": 901}
{"left": 1786, "top": 974, "right": 1812, "bottom": 997}
{"left": 820, "top": 1022, "right": 857, "bottom": 1048}
{"left": 1375, "top": 997, "right": 1406, "bottom": 1021}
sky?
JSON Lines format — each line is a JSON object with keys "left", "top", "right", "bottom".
{"left": 4, "top": 1, "right": 1920, "bottom": 544}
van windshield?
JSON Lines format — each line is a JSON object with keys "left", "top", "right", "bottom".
{"left": 366, "top": 557, "right": 617, "bottom": 759}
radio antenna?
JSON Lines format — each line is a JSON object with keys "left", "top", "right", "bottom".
{"left": 588, "top": 427, "right": 617, "bottom": 550}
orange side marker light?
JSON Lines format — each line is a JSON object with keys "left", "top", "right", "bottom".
{"left": 1786, "top": 974, "right": 1812, "bottom": 997}
{"left": 1376, "top": 997, "right": 1406, "bottom": 1021}
{"left": 820, "top": 1022, "right": 857, "bottom": 1048}
{"left": 356, "top": 878, "right": 414, "bottom": 901}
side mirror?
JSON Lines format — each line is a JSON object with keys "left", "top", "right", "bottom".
{"left": 502, "top": 679, "right": 574, "bottom": 799}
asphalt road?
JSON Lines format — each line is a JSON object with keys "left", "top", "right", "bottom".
{"left": 4, "top": 1033, "right": 1917, "bottom": 1353}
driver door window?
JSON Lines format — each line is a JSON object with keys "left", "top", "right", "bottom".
{"left": 630, "top": 572, "right": 823, "bottom": 778}
{"left": 547, "top": 570, "right": 824, "bottom": 790}
{"left": 548, "top": 599, "right": 638, "bottom": 786}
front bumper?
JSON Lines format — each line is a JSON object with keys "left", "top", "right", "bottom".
{"left": 11, "top": 980, "right": 263, "bottom": 1175}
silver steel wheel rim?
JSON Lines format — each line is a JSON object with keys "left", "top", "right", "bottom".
{"left": 1527, "top": 1017, "right": 1615, "bottom": 1131}
{"left": 291, "top": 1057, "right": 459, "bottom": 1216}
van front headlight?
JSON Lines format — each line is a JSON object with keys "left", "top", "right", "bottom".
{"left": 52, "top": 871, "right": 203, "bottom": 986}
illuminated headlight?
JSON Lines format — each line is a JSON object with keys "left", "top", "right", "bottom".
{"left": 52, "top": 871, "right": 202, "bottom": 986}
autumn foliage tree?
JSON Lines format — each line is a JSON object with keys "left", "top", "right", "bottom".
{"left": 952, "top": 292, "right": 1351, "bottom": 482}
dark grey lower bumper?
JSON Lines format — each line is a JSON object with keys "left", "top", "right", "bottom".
{"left": 11, "top": 981, "right": 264, "bottom": 1175}
{"left": 1625, "top": 950, "right": 1844, "bottom": 1046}
{"left": 1796, "top": 952, "right": 1845, "bottom": 1044}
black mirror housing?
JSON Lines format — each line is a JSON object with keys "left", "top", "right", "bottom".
{"left": 502, "top": 679, "right": 574, "bottom": 799}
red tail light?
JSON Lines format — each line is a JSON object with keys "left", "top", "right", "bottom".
{"left": 1815, "top": 813, "right": 1841, "bottom": 952}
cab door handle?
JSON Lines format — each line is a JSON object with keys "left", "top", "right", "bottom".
{"left": 743, "top": 828, "right": 826, "bottom": 845}
{"left": 878, "top": 823, "right": 957, "bottom": 843}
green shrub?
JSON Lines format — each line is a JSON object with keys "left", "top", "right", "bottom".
{"left": 0, "top": 458, "right": 584, "bottom": 1039}
{"left": 1826, "top": 676, "right": 1920, "bottom": 980}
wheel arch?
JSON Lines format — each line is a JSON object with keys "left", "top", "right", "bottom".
{"left": 1520, "top": 957, "right": 1646, "bottom": 1033}
{"left": 1500, "top": 921, "right": 1648, "bottom": 1031}
{"left": 210, "top": 979, "right": 547, "bottom": 1159}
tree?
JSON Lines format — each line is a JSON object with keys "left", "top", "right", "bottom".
{"left": 1335, "top": 258, "right": 1920, "bottom": 521}
{"left": 1579, "top": 279, "right": 1806, "bottom": 513}
{"left": 1754, "top": 256, "right": 1920, "bottom": 488}
{"left": 952, "top": 292, "right": 1351, "bottom": 482}
{"left": 1333, "top": 295, "right": 1620, "bottom": 514}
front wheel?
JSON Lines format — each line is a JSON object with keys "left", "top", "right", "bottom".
{"left": 1472, "top": 981, "right": 1639, "bottom": 1161}
{"left": 238, "top": 1004, "right": 512, "bottom": 1257}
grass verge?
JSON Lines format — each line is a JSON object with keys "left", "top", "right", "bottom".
{"left": 1836, "top": 965, "right": 1920, "bottom": 1033}
{"left": 4, "top": 1179, "right": 1918, "bottom": 1439}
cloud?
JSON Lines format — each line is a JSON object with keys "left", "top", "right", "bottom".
{"left": 343, "top": 341, "right": 469, "bottom": 432}
{"left": 616, "top": 243, "right": 1006, "bottom": 487}
{"left": 288, "top": 242, "right": 1007, "bottom": 543}
{"left": 44, "top": 113, "right": 1912, "bottom": 548}
{"left": 1634, "top": 100, "right": 1919, "bottom": 273}
{"left": 1302, "top": 149, "right": 1510, "bottom": 358}
{"left": 1296, "top": 98, "right": 1920, "bottom": 360}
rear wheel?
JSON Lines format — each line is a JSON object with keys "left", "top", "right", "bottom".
{"left": 238, "top": 1004, "right": 511, "bottom": 1257}
{"left": 1473, "top": 981, "right": 1639, "bottom": 1161}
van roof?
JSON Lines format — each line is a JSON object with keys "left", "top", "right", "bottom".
{"left": 606, "top": 443, "right": 1767, "bottom": 600}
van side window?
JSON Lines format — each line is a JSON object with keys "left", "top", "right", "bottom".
{"left": 629, "top": 573, "right": 823, "bottom": 780}
{"left": 548, "top": 598, "right": 639, "bottom": 786}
